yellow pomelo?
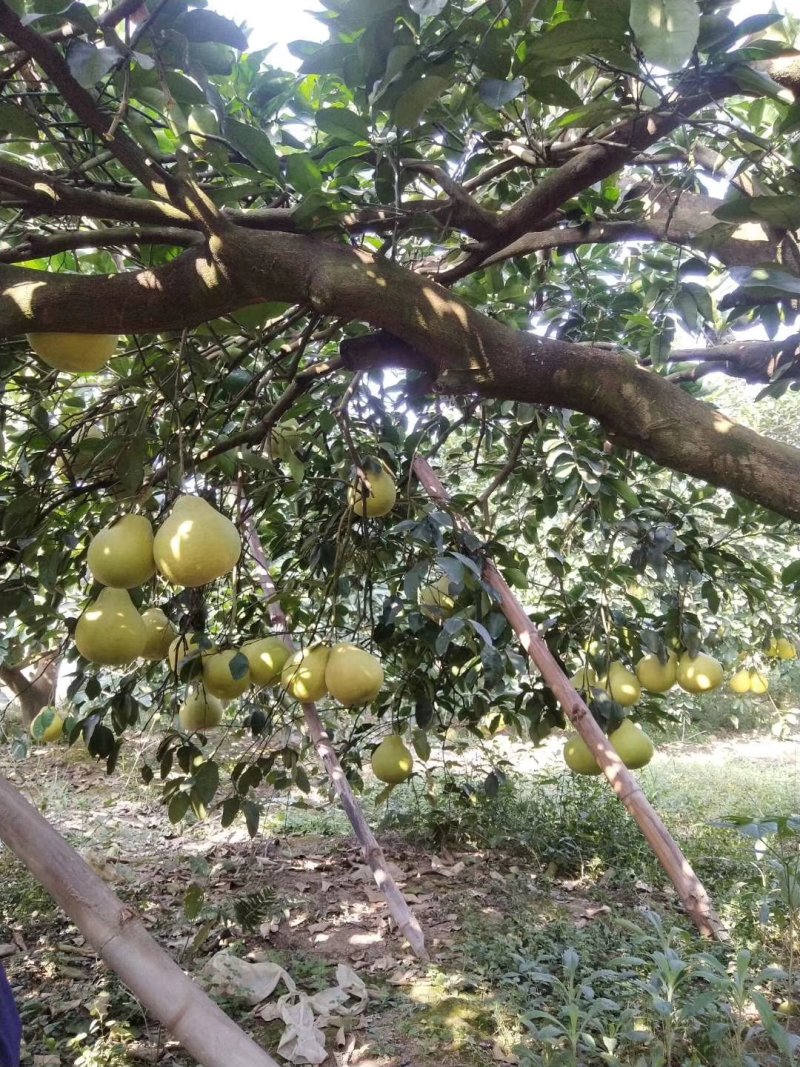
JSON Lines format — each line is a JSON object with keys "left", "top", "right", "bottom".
{"left": 168, "top": 633, "right": 216, "bottom": 674}
{"left": 602, "top": 662, "right": 641, "bottom": 706}
{"left": 419, "top": 575, "right": 456, "bottom": 621}
{"left": 749, "top": 669, "right": 769, "bottom": 695}
{"left": 75, "top": 587, "right": 147, "bottom": 664}
{"left": 563, "top": 735, "right": 601, "bottom": 775}
{"left": 569, "top": 666, "right": 598, "bottom": 691}
{"left": 87, "top": 514, "right": 155, "bottom": 588}
{"left": 635, "top": 651, "right": 677, "bottom": 693}
{"left": 348, "top": 456, "right": 396, "bottom": 517}
{"left": 140, "top": 607, "right": 176, "bottom": 660}
{"left": 777, "top": 637, "right": 796, "bottom": 660}
{"left": 767, "top": 638, "right": 780, "bottom": 658}
{"left": 608, "top": 719, "right": 654, "bottom": 770}
{"left": 242, "top": 637, "right": 290, "bottom": 686}
{"left": 281, "top": 646, "right": 331, "bottom": 701}
{"left": 179, "top": 687, "right": 224, "bottom": 731}
{"left": 28, "top": 332, "right": 119, "bottom": 374}
{"left": 676, "top": 651, "right": 723, "bottom": 694}
{"left": 202, "top": 649, "right": 251, "bottom": 699}
{"left": 325, "top": 643, "right": 384, "bottom": 706}
{"left": 154, "top": 494, "right": 241, "bottom": 587}
{"left": 729, "top": 668, "right": 751, "bottom": 694}
{"left": 30, "top": 707, "right": 64, "bottom": 743}
{"left": 371, "top": 734, "right": 413, "bottom": 784}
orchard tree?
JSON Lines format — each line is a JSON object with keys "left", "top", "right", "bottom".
{"left": 1, "top": 0, "right": 800, "bottom": 833}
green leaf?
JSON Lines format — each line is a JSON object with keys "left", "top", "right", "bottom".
{"left": 781, "top": 559, "right": 800, "bottom": 586}
{"left": 629, "top": 0, "right": 700, "bottom": 71}
{"left": 391, "top": 75, "right": 450, "bottom": 129}
{"left": 412, "top": 728, "right": 430, "bottom": 761}
{"left": 168, "top": 791, "right": 190, "bottom": 824}
{"left": 415, "top": 696, "right": 434, "bottom": 728}
{"left": 527, "top": 76, "right": 582, "bottom": 109}
{"left": 65, "top": 40, "right": 122, "bottom": 88}
{"left": 242, "top": 799, "right": 260, "bottom": 838}
{"left": 229, "top": 652, "right": 250, "bottom": 680}
{"left": 528, "top": 20, "right": 616, "bottom": 62}
{"left": 714, "top": 195, "right": 800, "bottom": 230}
{"left": 478, "top": 77, "right": 524, "bottom": 110}
{"left": 3, "top": 495, "right": 40, "bottom": 537}
{"left": 609, "top": 477, "right": 640, "bottom": 508}
{"left": 408, "top": 0, "right": 448, "bottom": 15}
{"left": 0, "top": 103, "right": 38, "bottom": 139}
{"left": 223, "top": 118, "right": 280, "bottom": 178}
{"left": 184, "top": 883, "right": 204, "bottom": 920}
{"left": 316, "top": 107, "right": 369, "bottom": 142}
{"left": 294, "top": 765, "right": 311, "bottom": 794}
{"left": 286, "top": 152, "right": 323, "bottom": 193}
{"left": 221, "top": 796, "right": 240, "bottom": 827}
{"left": 728, "top": 64, "right": 789, "bottom": 102}
{"left": 729, "top": 266, "right": 800, "bottom": 297}
{"left": 174, "top": 8, "right": 249, "bottom": 50}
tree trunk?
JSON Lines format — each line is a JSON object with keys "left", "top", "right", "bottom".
{"left": 0, "top": 775, "right": 280, "bottom": 1067}
{"left": 0, "top": 655, "right": 58, "bottom": 726}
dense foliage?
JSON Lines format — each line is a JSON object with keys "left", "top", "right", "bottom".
{"left": 0, "top": 0, "right": 799, "bottom": 828}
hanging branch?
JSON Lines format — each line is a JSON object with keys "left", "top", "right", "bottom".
{"left": 0, "top": 775, "right": 280, "bottom": 1067}
{"left": 412, "top": 456, "right": 727, "bottom": 942}
{"left": 243, "top": 519, "right": 430, "bottom": 962}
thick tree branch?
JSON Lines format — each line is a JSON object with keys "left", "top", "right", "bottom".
{"left": 668, "top": 335, "right": 800, "bottom": 384}
{"left": 4, "top": 229, "right": 800, "bottom": 521}
{"left": 0, "top": 1, "right": 169, "bottom": 197}
{"left": 0, "top": 2, "right": 229, "bottom": 236}
{"left": 439, "top": 190, "right": 784, "bottom": 283}
{"left": 442, "top": 62, "right": 800, "bottom": 278}
{"left": 0, "top": 225, "right": 201, "bottom": 262}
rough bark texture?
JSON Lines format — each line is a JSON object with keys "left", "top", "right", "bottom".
{"left": 4, "top": 230, "right": 800, "bottom": 520}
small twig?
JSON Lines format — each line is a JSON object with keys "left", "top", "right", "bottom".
{"left": 475, "top": 419, "right": 536, "bottom": 511}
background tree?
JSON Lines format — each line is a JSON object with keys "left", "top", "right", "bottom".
{"left": 0, "top": 0, "right": 799, "bottom": 828}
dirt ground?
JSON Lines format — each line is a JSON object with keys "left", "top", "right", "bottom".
{"left": 1, "top": 730, "right": 798, "bottom": 1066}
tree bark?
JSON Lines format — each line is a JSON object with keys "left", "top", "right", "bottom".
{"left": 0, "top": 775, "right": 280, "bottom": 1067}
{"left": 4, "top": 231, "right": 800, "bottom": 520}
{"left": 0, "top": 656, "right": 58, "bottom": 726}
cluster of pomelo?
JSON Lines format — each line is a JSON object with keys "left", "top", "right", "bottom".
{"left": 563, "top": 648, "right": 724, "bottom": 774}
{"left": 168, "top": 637, "right": 386, "bottom": 732}
{"left": 71, "top": 490, "right": 389, "bottom": 735}
{"left": 563, "top": 631, "right": 796, "bottom": 776}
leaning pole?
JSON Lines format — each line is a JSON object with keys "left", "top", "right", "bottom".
{"left": 0, "top": 775, "right": 281, "bottom": 1067}
{"left": 244, "top": 518, "right": 429, "bottom": 961}
{"left": 412, "top": 456, "right": 726, "bottom": 941}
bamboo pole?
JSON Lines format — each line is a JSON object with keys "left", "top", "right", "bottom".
{"left": 412, "top": 456, "right": 727, "bottom": 941}
{"left": 0, "top": 775, "right": 280, "bottom": 1067}
{"left": 244, "top": 520, "right": 429, "bottom": 961}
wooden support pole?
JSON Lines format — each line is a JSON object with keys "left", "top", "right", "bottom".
{"left": 412, "top": 456, "right": 727, "bottom": 941}
{"left": 244, "top": 519, "right": 429, "bottom": 961}
{"left": 0, "top": 775, "right": 280, "bottom": 1067}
